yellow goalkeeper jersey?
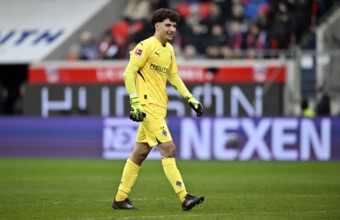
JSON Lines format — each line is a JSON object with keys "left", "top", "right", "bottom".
{"left": 129, "top": 36, "right": 178, "bottom": 108}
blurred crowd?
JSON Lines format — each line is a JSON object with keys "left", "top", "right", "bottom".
{"left": 67, "top": 0, "right": 339, "bottom": 61}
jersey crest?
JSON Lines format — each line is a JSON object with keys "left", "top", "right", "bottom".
{"left": 161, "top": 127, "right": 167, "bottom": 137}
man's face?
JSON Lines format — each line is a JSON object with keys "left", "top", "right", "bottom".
{"left": 155, "top": 18, "right": 177, "bottom": 42}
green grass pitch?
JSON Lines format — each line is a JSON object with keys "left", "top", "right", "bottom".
{"left": 0, "top": 159, "right": 340, "bottom": 220}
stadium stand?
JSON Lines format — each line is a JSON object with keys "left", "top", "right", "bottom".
{"left": 1, "top": 0, "right": 340, "bottom": 116}
{"left": 66, "top": 0, "right": 339, "bottom": 61}
{"left": 62, "top": 0, "right": 340, "bottom": 115}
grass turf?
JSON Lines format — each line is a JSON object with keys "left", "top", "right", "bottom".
{"left": 0, "top": 159, "right": 340, "bottom": 220}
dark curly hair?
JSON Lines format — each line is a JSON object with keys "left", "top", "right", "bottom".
{"left": 151, "top": 8, "right": 180, "bottom": 29}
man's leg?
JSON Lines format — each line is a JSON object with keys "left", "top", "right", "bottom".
{"left": 162, "top": 157, "right": 188, "bottom": 202}
{"left": 113, "top": 142, "right": 151, "bottom": 210}
{"left": 114, "top": 159, "right": 139, "bottom": 202}
{"left": 158, "top": 141, "right": 204, "bottom": 210}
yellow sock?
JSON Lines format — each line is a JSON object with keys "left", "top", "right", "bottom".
{"left": 162, "top": 158, "right": 188, "bottom": 203}
{"left": 115, "top": 159, "right": 140, "bottom": 201}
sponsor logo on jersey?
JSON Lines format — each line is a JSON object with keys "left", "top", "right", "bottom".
{"left": 150, "top": 63, "right": 168, "bottom": 74}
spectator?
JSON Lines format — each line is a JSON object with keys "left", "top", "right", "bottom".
{"left": 230, "top": 0, "right": 246, "bottom": 23}
{"left": 205, "top": 2, "right": 226, "bottom": 32}
{"left": 267, "top": 1, "right": 293, "bottom": 57}
{"left": 67, "top": 44, "right": 80, "bottom": 61}
{"left": 243, "top": 22, "right": 267, "bottom": 58}
{"left": 315, "top": 87, "right": 331, "bottom": 116}
{"left": 206, "top": 24, "right": 228, "bottom": 58}
{"left": 255, "top": 3, "right": 269, "bottom": 31}
{"left": 183, "top": 44, "right": 198, "bottom": 59}
{"left": 227, "top": 20, "right": 244, "bottom": 58}
{"left": 188, "top": 23, "right": 209, "bottom": 55}
{"left": 79, "top": 31, "right": 98, "bottom": 60}
{"left": 211, "top": 0, "right": 232, "bottom": 21}
{"left": 110, "top": 18, "right": 131, "bottom": 57}
{"left": 245, "top": 0, "right": 268, "bottom": 21}
{"left": 111, "top": 17, "right": 144, "bottom": 58}
{"left": 287, "top": 0, "right": 313, "bottom": 44}
{"left": 97, "top": 35, "right": 120, "bottom": 59}
{"left": 129, "top": 13, "right": 154, "bottom": 44}
{"left": 180, "top": 5, "right": 209, "bottom": 55}
{"left": 301, "top": 98, "right": 315, "bottom": 117}
{"left": 176, "top": 44, "right": 199, "bottom": 61}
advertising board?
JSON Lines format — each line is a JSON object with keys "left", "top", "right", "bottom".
{"left": 25, "top": 63, "right": 285, "bottom": 116}
{"left": 23, "top": 84, "right": 283, "bottom": 117}
{"left": 1, "top": 117, "right": 338, "bottom": 161}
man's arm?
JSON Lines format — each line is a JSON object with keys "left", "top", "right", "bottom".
{"left": 123, "top": 63, "right": 139, "bottom": 97}
{"left": 123, "top": 63, "right": 146, "bottom": 122}
{"left": 168, "top": 73, "right": 204, "bottom": 117}
{"left": 167, "top": 72, "right": 189, "bottom": 97}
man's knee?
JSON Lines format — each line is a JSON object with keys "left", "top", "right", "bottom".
{"left": 138, "top": 148, "right": 149, "bottom": 160}
{"left": 130, "top": 152, "right": 147, "bottom": 165}
{"left": 166, "top": 146, "right": 176, "bottom": 158}
{"left": 158, "top": 142, "right": 176, "bottom": 158}
{"left": 130, "top": 142, "right": 151, "bottom": 165}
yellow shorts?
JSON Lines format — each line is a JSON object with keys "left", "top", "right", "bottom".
{"left": 136, "top": 103, "right": 172, "bottom": 147}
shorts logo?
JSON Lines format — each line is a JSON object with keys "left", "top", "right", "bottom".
{"left": 161, "top": 127, "right": 167, "bottom": 137}
{"left": 134, "top": 48, "right": 143, "bottom": 57}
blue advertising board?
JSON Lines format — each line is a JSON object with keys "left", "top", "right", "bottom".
{"left": 0, "top": 117, "right": 339, "bottom": 160}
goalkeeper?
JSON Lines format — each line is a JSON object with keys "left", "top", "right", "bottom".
{"left": 112, "top": 8, "right": 204, "bottom": 211}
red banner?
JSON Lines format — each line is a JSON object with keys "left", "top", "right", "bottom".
{"left": 28, "top": 65, "right": 285, "bottom": 84}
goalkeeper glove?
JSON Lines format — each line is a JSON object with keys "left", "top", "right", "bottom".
{"left": 185, "top": 94, "right": 204, "bottom": 117}
{"left": 129, "top": 97, "right": 146, "bottom": 122}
